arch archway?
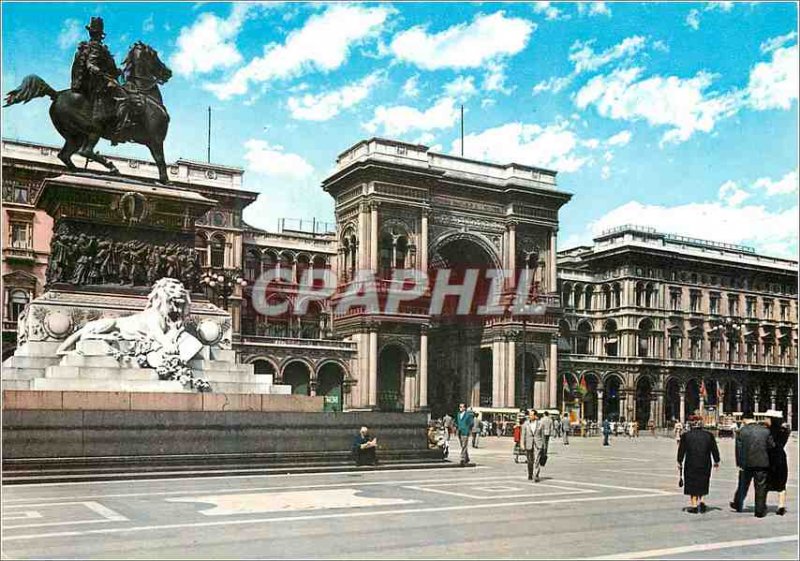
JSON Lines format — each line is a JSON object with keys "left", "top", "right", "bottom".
{"left": 251, "top": 358, "right": 277, "bottom": 377}
{"left": 635, "top": 376, "right": 654, "bottom": 424}
{"left": 317, "top": 361, "right": 345, "bottom": 412}
{"left": 516, "top": 352, "right": 540, "bottom": 410}
{"left": 282, "top": 360, "right": 312, "bottom": 395}
{"left": 604, "top": 374, "right": 623, "bottom": 421}
{"left": 378, "top": 344, "right": 407, "bottom": 412}
{"left": 665, "top": 378, "right": 682, "bottom": 423}
{"left": 685, "top": 379, "right": 700, "bottom": 417}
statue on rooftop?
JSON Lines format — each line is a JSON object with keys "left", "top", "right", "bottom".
{"left": 3, "top": 17, "right": 173, "bottom": 183}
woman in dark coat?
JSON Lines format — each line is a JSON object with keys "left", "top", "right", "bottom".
{"left": 766, "top": 411, "right": 790, "bottom": 515}
{"left": 677, "top": 415, "right": 721, "bottom": 513}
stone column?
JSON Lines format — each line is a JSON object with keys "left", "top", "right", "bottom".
{"left": 404, "top": 372, "right": 414, "bottom": 413}
{"left": 368, "top": 327, "right": 378, "bottom": 409}
{"left": 369, "top": 202, "right": 379, "bottom": 271}
{"left": 549, "top": 335, "right": 558, "bottom": 408}
{"left": 788, "top": 389, "right": 794, "bottom": 429}
{"left": 358, "top": 202, "right": 369, "bottom": 269}
{"left": 679, "top": 387, "right": 686, "bottom": 423}
{"left": 699, "top": 380, "right": 705, "bottom": 417}
{"left": 419, "top": 327, "right": 429, "bottom": 409}
{"left": 597, "top": 388, "right": 604, "bottom": 423}
{"left": 657, "top": 391, "right": 665, "bottom": 428}
{"left": 550, "top": 229, "right": 557, "bottom": 292}
{"left": 506, "top": 337, "right": 516, "bottom": 408}
{"left": 420, "top": 210, "right": 429, "bottom": 272}
{"left": 718, "top": 386, "right": 724, "bottom": 417}
{"left": 754, "top": 389, "right": 760, "bottom": 413}
{"left": 492, "top": 340, "right": 502, "bottom": 407}
{"left": 507, "top": 221, "right": 517, "bottom": 289}
{"left": 736, "top": 387, "right": 743, "bottom": 414}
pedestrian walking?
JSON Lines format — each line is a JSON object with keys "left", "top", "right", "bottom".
{"left": 456, "top": 403, "right": 475, "bottom": 467}
{"left": 561, "top": 413, "right": 570, "bottom": 445}
{"left": 471, "top": 411, "right": 481, "bottom": 448}
{"left": 521, "top": 409, "right": 546, "bottom": 482}
{"left": 765, "top": 410, "right": 789, "bottom": 516}
{"left": 581, "top": 418, "right": 587, "bottom": 437}
{"left": 677, "top": 415, "right": 720, "bottom": 514}
{"left": 442, "top": 413, "right": 454, "bottom": 442}
{"left": 602, "top": 418, "right": 611, "bottom": 446}
{"left": 541, "top": 411, "right": 553, "bottom": 454}
{"left": 730, "top": 416, "right": 774, "bottom": 517}
{"left": 648, "top": 419, "right": 655, "bottom": 436}
{"left": 674, "top": 420, "right": 684, "bottom": 444}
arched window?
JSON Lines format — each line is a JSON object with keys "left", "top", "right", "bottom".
{"left": 210, "top": 234, "right": 225, "bottom": 268}
{"left": 244, "top": 249, "right": 259, "bottom": 281}
{"left": 584, "top": 286, "right": 594, "bottom": 310}
{"left": 558, "top": 320, "right": 572, "bottom": 352}
{"left": 604, "top": 320, "right": 618, "bottom": 357}
{"left": 195, "top": 233, "right": 208, "bottom": 267}
{"left": 645, "top": 282, "right": 656, "bottom": 308}
{"left": 261, "top": 250, "right": 277, "bottom": 275}
{"left": 8, "top": 290, "right": 29, "bottom": 321}
{"left": 638, "top": 319, "right": 653, "bottom": 357}
{"left": 613, "top": 283, "right": 622, "bottom": 307}
{"left": 602, "top": 285, "right": 612, "bottom": 310}
{"left": 574, "top": 284, "right": 584, "bottom": 310}
{"left": 576, "top": 321, "right": 591, "bottom": 354}
{"left": 296, "top": 254, "right": 311, "bottom": 284}
{"left": 561, "top": 283, "right": 572, "bottom": 308}
{"left": 635, "top": 282, "right": 645, "bottom": 307}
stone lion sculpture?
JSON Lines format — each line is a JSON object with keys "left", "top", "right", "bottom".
{"left": 56, "top": 278, "right": 191, "bottom": 357}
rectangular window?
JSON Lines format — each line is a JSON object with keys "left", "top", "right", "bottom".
{"left": 669, "top": 337, "right": 682, "bottom": 359}
{"left": 763, "top": 300, "right": 773, "bottom": 319}
{"left": 764, "top": 344, "right": 773, "bottom": 365}
{"left": 690, "top": 338, "right": 702, "bottom": 360}
{"left": 710, "top": 339, "right": 719, "bottom": 361}
{"left": 9, "top": 222, "right": 30, "bottom": 249}
{"left": 728, "top": 295, "right": 739, "bottom": 316}
{"left": 746, "top": 298, "right": 756, "bottom": 318}
{"left": 13, "top": 186, "right": 29, "bottom": 204}
{"left": 670, "top": 290, "right": 681, "bottom": 311}
{"left": 746, "top": 342, "right": 756, "bottom": 363}
{"left": 690, "top": 291, "right": 701, "bottom": 313}
{"left": 709, "top": 295, "right": 720, "bottom": 315}
{"left": 780, "top": 303, "right": 789, "bottom": 321}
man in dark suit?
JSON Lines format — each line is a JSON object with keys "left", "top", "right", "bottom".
{"left": 455, "top": 403, "right": 475, "bottom": 467}
{"left": 730, "top": 418, "right": 774, "bottom": 517}
{"left": 602, "top": 418, "right": 611, "bottom": 446}
{"left": 521, "top": 409, "right": 546, "bottom": 482}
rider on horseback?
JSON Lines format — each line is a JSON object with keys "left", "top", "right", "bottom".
{"left": 70, "top": 17, "right": 127, "bottom": 142}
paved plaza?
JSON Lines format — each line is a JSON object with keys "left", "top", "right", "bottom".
{"left": 1, "top": 432, "right": 797, "bottom": 559}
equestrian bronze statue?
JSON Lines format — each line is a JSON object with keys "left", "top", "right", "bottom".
{"left": 4, "top": 17, "right": 173, "bottom": 183}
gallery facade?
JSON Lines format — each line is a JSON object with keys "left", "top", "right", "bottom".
{"left": 2, "top": 137, "right": 797, "bottom": 424}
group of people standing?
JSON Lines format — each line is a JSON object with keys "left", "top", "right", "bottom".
{"left": 677, "top": 409, "right": 790, "bottom": 517}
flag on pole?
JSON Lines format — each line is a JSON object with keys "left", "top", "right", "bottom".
{"left": 700, "top": 380, "right": 707, "bottom": 398}
{"left": 716, "top": 382, "right": 721, "bottom": 402}
{"left": 580, "top": 374, "right": 588, "bottom": 392}
{"left": 562, "top": 375, "right": 569, "bottom": 392}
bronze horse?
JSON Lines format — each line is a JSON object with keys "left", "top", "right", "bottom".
{"left": 4, "top": 42, "right": 172, "bottom": 183}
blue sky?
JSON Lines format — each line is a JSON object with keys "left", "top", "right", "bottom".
{"left": 2, "top": 1, "right": 798, "bottom": 258}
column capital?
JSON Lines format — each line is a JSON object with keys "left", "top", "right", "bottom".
{"left": 359, "top": 201, "right": 370, "bottom": 213}
{"left": 420, "top": 324, "right": 431, "bottom": 335}
{"left": 506, "top": 219, "right": 519, "bottom": 230}
{"left": 368, "top": 200, "right": 381, "bottom": 212}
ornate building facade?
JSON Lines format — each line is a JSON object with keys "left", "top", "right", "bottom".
{"left": 323, "top": 139, "right": 570, "bottom": 416}
{"left": 557, "top": 225, "right": 798, "bottom": 429}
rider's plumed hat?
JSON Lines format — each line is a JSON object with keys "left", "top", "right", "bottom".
{"left": 86, "top": 17, "right": 105, "bottom": 38}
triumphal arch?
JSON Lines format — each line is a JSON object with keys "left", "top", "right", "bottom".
{"left": 323, "top": 139, "right": 571, "bottom": 416}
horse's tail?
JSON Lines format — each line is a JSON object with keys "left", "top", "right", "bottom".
{"left": 3, "top": 75, "right": 57, "bottom": 107}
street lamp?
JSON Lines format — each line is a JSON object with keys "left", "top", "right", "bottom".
{"left": 201, "top": 270, "right": 247, "bottom": 310}
{"left": 710, "top": 317, "right": 743, "bottom": 413}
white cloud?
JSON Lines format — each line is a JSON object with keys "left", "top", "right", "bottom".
{"left": 402, "top": 75, "right": 420, "bottom": 98}
{"left": 414, "top": 132, "right": 437, "bottom": 146}
{"left": 575, "top": 66, "right": 743, "bottom": 145}
{"left": 577, "top": 2, "right": 612, "bottom": 17}
{"left": 286, "top": 71, "right": 384, "bottom": 121}
{"left": 143, "top": 15, "right": 155, "bottom": 33}
{"left": 58, "top": 19, "right": 82, "bottom": 50}
{"left": 760, "top": 31, "right": 797, "bottom": 54}
{"left": 532, "top": 2, "right": 565, "bottom": 21}
{"left": 364, "top": 97, "right": 461, "bottom": 136}
{"left": 718, "top": 180, "right": 751, "bottom": 207}
{"left": 243, "top": 139, "right": 315, "bottom": 180}
{"left": 588, "top": 200, "right": 799, "bottom": 258}
{"left": 450, "top": 120, "right": 595, "bottom": 173}
{"left": 443, "top": 75, "right": 478, "bottom": 100}
{"left": 483, "top": 62, "right": 513, "bottom": 94}
{"left": 686, "top": 1, "right": 737, "bottom": 30}
{"left": 753, "top": 169, "right": 799, "bottom": 196}
{"left": 481, "top": 98, "right": 497, "bottom": 109}
{"left": 533, "top": 75, "right": 573, "bottom": 95}
{"left": 601, "top": 165, "right": 611, "bottom": 180}
{"left": 170, "top": 3, "right": 251, "bottom": 76}
{"left": 389, "top": 11, "right": 535, "bottom": 70}
{"left": 606, "top": 130, "right": 632, "bottom": 147}
{"left": 533, "top": 35, "right": 647, "bottom": 96}
{"left": 205, "top": 5, "right": 390, "bottom": 100}
{"left": 747, "top": 43, "right": 798, "bottom": 111}
{"left": 570, "top": 36, "right": 647, "bottom": 74}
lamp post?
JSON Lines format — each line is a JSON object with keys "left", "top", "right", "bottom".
{"left": 710, "top": 317, "right": 743, "bottom": 413}
{"left": 200, "top": 269, "right": 247, "bottom": 310}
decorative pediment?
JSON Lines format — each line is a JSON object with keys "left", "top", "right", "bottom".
{"left": 2, "top": 270, "right": 38, "bottom": 289}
